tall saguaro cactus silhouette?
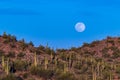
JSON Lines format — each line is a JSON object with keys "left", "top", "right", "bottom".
{"left": 2, "top": 56, "right": 5, "bottom": 69}
{"left": 64, "top": 63, "right": 68, "bottom": 73}
{"left": 69, "top": 54, "right": 72, "bottom": 68}
{"left": 44, "top": 57, "right": 48, "bottom": 70}
{"left": 5, "top": 58, "right": 9, "bottom": 75}
{"left": 50, "top": 52, "right": 53, "bottom": 62}
{"left": 34, "top": 52, "right": 37, "bottom": 67}
{"left": 110, "top": 72, "right": 112, "bottom": 80}
{"left": 97, "top": 62, "right": 100, "bottom": 76}
{"left": 93, "top": 71, "right": 96, "bottom": 80}
{"left": 2, "top": 56, "right": 9, "bottom": 75}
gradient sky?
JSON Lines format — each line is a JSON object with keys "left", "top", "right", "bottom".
{"left": 0, "top": 0, "right": 120, "bottom": 49}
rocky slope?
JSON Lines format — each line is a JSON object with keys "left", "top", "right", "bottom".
{"left": 0, "top": 32, "right": 120, "bottom": 80}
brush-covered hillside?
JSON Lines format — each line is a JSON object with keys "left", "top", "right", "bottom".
{"left": 0, "top": 32, "right": 120, "bottom": 80}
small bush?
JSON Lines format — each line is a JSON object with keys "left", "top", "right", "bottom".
{"left": 0, "top": 50, "right": 5, "bottom": 57}
{"left": 17, "top": 52, "right": 25, "bottom": 58}
{"left": 45, "top": 47, "right": 52, "bottom": 55}
{"left": 74, "top": 63, "right": 82, "bottom": 70}
{"left": 6, "top": 52, "right": 15, "bottom": 58}
{"left": 14, "top": 60, "right": 28, "bottom": 71}
{"left": 28, "top": 41, "right": 34, "bottom": 46}
{"left": 59, "top": 52, "right": 67, "bottom": 61}
{"left": 23, "top": 73, "right": 29, "bottom": 79}
{"left": 116, "top": 66, "right": 120, "bottom": 74}
{"left": 55, "top": 72, "right": 76, "bottom": 80}
{"left": 38, "top": 45, "right": 45, "bottom": 51}
{"left": 3, "top": 39, "right": 10, "bottom": 44}
{"left": 1, "top": 74, "right": 16, "bottom": 80}
{"left": 30, "top": 66, "right": 54, "bottom": 79}
{"left": 10, "top": 43, "right": 16, "bottom": 48}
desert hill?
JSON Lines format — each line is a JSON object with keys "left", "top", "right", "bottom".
{"left": 0, "top": 32, "right": 120, "bottom": 80}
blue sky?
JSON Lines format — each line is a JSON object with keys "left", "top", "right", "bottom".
{"left": 0, "top": 0, "right": 120, "bottom": 49}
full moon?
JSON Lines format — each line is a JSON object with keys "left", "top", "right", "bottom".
{"left": 75, "top": 22, "right": 86, "bottom": 32}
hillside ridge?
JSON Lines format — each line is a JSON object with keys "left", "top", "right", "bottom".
{"left": 0, "top": 32, "right": 120, "bottom": 80}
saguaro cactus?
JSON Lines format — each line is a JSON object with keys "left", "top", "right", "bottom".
{"left": 91, "top": 63, "right": 96, "bottom": 80}
{"left": 34, "top": 52, "right": 37, "bottom": 67}
{"left": 5, "top": 58, "right": 9, "bottom": 75}
{"left": 44, "top": 57, "right": 48, "bottom": 70}
{"left": 69, "top": 54, "right": 73, "bottom": 69}
{"left": 2, "top": 56, "right": 5, "bottom": 69}
{"left": 93, "top": 71, "right": 96, "bottom": 80}
{"left": 50, "top": 52, "right": 53, "bottom": 62}
{"left": 109, "top": 71, "right": 112, "bottom": 80}
{"left": 64, "top": 63, "right": 68, "bottom": 73}
{"left": 2, "top": 56, "right": 9, "bottom": 75}
{"left": 97, "top": 62, "right": 100, "bottom": 76}
{"left": 55, "top": 56, "right": 58, "bottom": 67}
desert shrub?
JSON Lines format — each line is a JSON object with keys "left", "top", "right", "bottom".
{"left": 10, "top": 42, "right": 16, "bottom": 48}
{"left": 30, "top": 66, "right": 54, "bottom": 79}
{"left": 83, "top": 43, "right": 90, "bottom": 47}
{"left": 59, "top": 52, "right": 67, "bottom": 61}
{"left": 74, "top": 62, "right": 82, "bottom": 70}
{"left": 113, "top": 52, "right": 120, "bottom": 58}
{"left": 55, "top": 72, "right": 76, "bottom": 80}
{"left": 7, "top": 34, "right": 17, "bottom": 42}
{"left": 3, "top": 39, "right": 10, "bottom": 44}
{"left": 45, "top": 47, "right": 53, "bottom": 55}
{"left": 28, "top": 41, "right": 34, "bottom": 46}
{"left": 10, "top": 35, "right": 17, "bottom": 42}
{"left": 2, "top": 32, "right": 8, "bottom": 39}
{"left": 56, "top": 49, "right": 67, "bottom": 52}
{"left": 116, "top": 66, "right": 120, "bottom": 74}
{"left": 2, "top": 33, "right": 17, "bottom": 44}
{"left": 38, "top": 45, "right": 45, "bottom": 51}
{"left": 74, "top": 63, "right": 88, "bottom": 74}
{"left": 35, "top": 49, "right": 41, "bottom": 55}
{"left": 0, "top": 74, "right": 16, "bottom": 80}
{"left": 2, "top": 32, "right": 17, "bottom": 43}
{"left": 15, "top": 76, "right": 23, "bottom": 80}
{"left": 17, "top": 52, "right": 25, "bottom": 58}
{"left": 102, "top": 70, "right": 110, "bottom": 79}
{"left": 107, "top": 39, "right": 114, "bottom": 44}
{"left": 57, "top": 61, "right": 64, "bottom": 70}
{"left": 23, "top": 73, "right": 29, "bottom": 79}
{"left": 0, "top": 50, "right": 5, "bottom": 57}
{"left": 84, "top": 51, "right": 93, "bottom": 55}
{"left": 19, "top": 39, "right": 28, "bottom": 50}
{"left": 112, "top": 48, "right": 120, "bottom": 58}
{"left": 102, "top": 48, "right": 110, "bottom": 58}
{"left": 6, "top": 52, "right": 15, "bottom": 58}
{"left": 30, "top": 66, "right": 39, "bottom": 75}
{"left": 14, "top": 60, "right": 27, "bottom": 71}
{"left": 103, "top": 53, "right": 110, "bottom": 58}
{"left": 91, "top": 40, "right": 100, "bottom": 46}
{"left": 70, "top": 47, "right": 77, "bottom": 51}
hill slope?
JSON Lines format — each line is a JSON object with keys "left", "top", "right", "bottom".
{"left": 0, "top": 33, "right": 120, "bottom": 80}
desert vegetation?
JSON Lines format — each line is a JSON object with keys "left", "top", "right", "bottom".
{"left": 0, "top": 32, "right": 120, "bottom": 80}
